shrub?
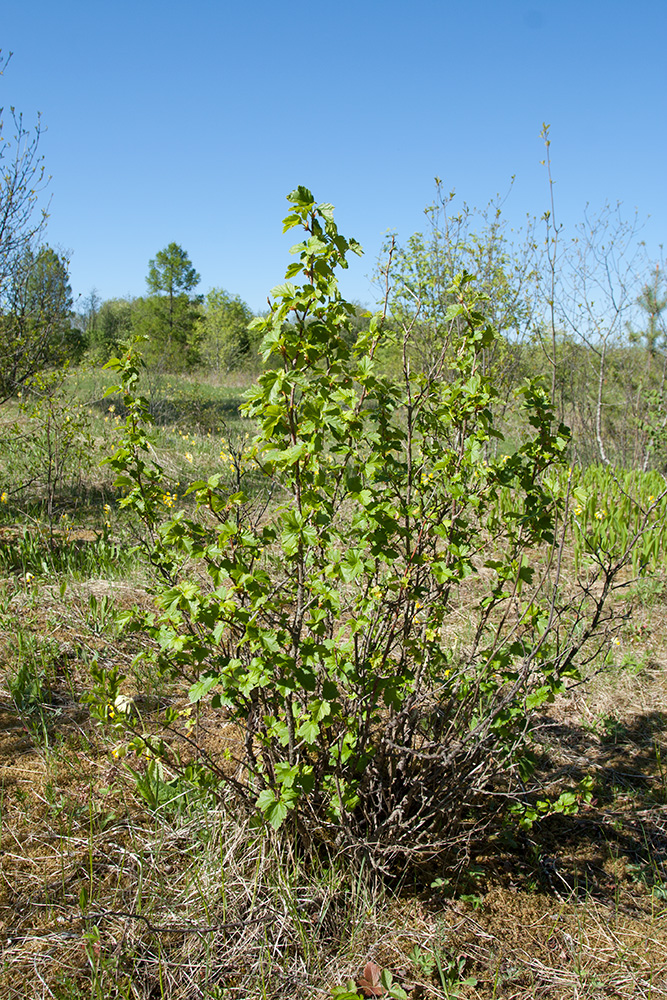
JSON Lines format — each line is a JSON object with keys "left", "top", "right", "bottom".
{"left": 104, "top": 187, "right": 633, "bottom": 868}
{"left": 9, "top": 367, "right": 95, "bottom": 524}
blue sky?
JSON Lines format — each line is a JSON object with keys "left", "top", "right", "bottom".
{"left": 2, "top": 0, "right": 665, "bottom": 313}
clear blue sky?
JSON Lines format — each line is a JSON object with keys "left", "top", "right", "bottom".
{"left": 2, "top": 0, "right": 665, "bottom": 313}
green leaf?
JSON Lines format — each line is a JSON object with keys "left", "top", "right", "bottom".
{"left": 256, "top": 789, "right": 289, "bottom": 829}
{"left": 525, "top": 684, "right": 554, "bottom": 710}
{"left": 269, "top": 281, "right": 296, "bottom": 300}
{"left": 380, "top": 969, "right": 408, "bottom": 999}
{"left": 189, "top": 674, "right": 220, "bottom": 703}
{"left": 286, "top": 186, "right": 314, "bottom": 207}
{"left": 330, "top": 985, "right": 363, "bottom": 1000}
{"left": 297, "top": 719, "right": 320, "bottom": 744}
{"left": 274, "top": 761, "right": 298, "bottom": 785}
{"left": 340, "top": 550, "right": 364, "bottom": 582}
{"left": 263, "top": 443, "right": 305, "bottom": 466}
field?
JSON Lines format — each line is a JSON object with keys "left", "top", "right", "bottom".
{"left": 0, "top": 357, "right": 667, "bottom": 1000}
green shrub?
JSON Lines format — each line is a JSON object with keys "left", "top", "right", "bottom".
{"left": 10, "top": 367, "right": 95, "bottom": 522}
{"left": 102, "top": 188, "right": 640, "bottom": 866}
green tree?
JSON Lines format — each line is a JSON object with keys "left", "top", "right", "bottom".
{"left": 0, "top": 51, "right": 53, "bottom": 400}
{"left": 138, "top": 242, "right": 202, "bottom": 369}
{"left": 87, "top": 297, "right": 136, "bottom": 362}
{"left": 0, "top": 246, "right": 82, "bottom": 392}
{"left": 625, "top": 266, "right": 667, "bottom": 468}
{"left": 146, "top": 242, "right": 200, "bottom": 302}
{"left": 23, "top": 246, "right": 81, "bottom": 359}
{"left": 198, "top": 287, "right": 256, "bottom": 372}
{"left": 78, "top": 287, "right": 101, "bottom": 345}
{"left": 628, "top": 265, "right": 667, "bottom": 360}
{"left": 385, "top": 181, "right": 533, "bottom": 392}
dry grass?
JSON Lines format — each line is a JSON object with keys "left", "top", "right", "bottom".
{"left": 1, "top": 567, "right": 667, "bottom": 999}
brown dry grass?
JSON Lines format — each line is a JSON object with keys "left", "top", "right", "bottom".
{"left": 1, "top": 569, "right": 667, "bottom": 999}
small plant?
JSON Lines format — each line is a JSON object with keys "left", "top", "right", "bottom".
{"left": 569, "top": 464, "right": 667, "bottom": 578}
{"left": 86, "top": 592, "right": 115, "bottom": 635}
{"left": 408, "top": 944, "right": 437, "bottom": 976}
{"left": 511, "top": 774, "right": 595, "bottom": 829}
{"left": 129, "top": 756, "right": 182, "bottom": 812}
{"left": 6, "top": 632, "right": 62, "bottom": 714}
{"left": 626, "top": 860, "right": 667, "bottom": 899}
{"left": 83, "top": 656, "right": 128, "bottom": 730}
{"left": 433, "top": 952, "right": 478, "bottom": 998}
{"left": 13, "top": 367, "right": 95, "bottom": 527}
{"left": 619, "top": 649, "right": 649, "bottom": 675}
{"left": 332, "top": 961, "right": 408, "bottom": 999}
{"left": 628, "top": 575, "right": 665, "bottom": 607}
{"left": 600, "top": 714, "right": 628, "bottom": 744}
{"left": 408, "top": 947, "right": 477, "bottom": 998}
{"left": 8, "top": 645, "right": 48, "bottom": 713}
{"left": 0, "top": 518, "right": 129, "bottom": 581}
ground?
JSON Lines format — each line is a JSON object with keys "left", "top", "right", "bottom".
{"left": 1, "top": 561, "right": 666, "bottom": 999}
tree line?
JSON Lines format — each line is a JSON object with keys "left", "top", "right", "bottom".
{"left": 80, "top": 242, "right": 257, "bottom": 374}
{"left": 4, "top": 221, "right": 667, "bottom": 473}
{"left": 1, "top": 59, "right": 665, "bottom": 470}
{"left": 1, "top": 236, "right": 260, "bottom": 388}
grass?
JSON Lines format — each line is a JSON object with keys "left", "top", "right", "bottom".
{"left": 2, "top": 364, "right": 667, "bottom": 998}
